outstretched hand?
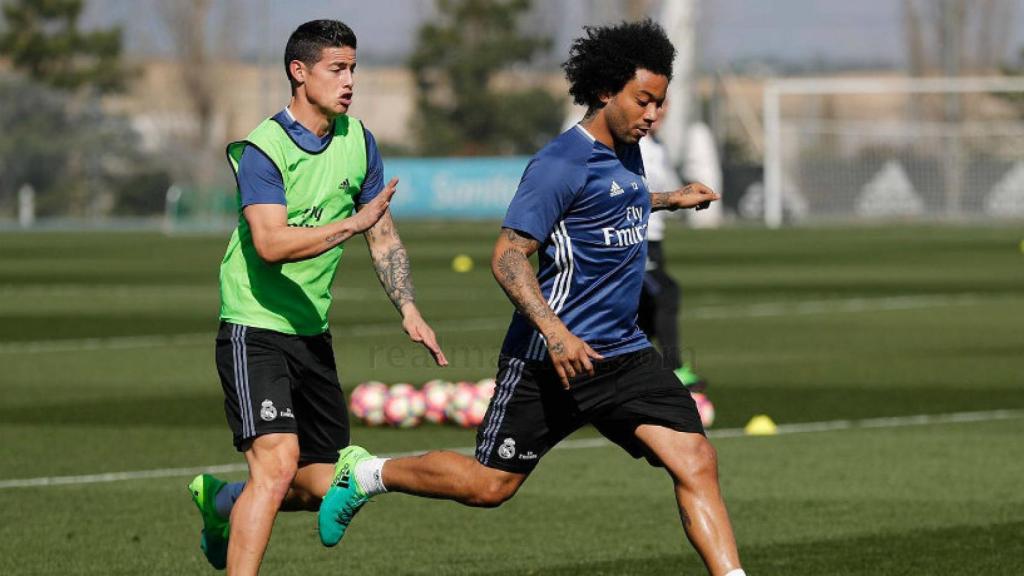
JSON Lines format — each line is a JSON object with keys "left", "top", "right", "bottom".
{"left": 402, "top": 307, "right": 448, "bottom": 367}
{"left": 672, "top": 182, "right": 720, "bottom": 210}
{"left": 350, "top": 177, "right": 399, "bottom": 234}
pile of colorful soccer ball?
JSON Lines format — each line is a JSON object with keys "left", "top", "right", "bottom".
{"left": 350, "top": 378, "right": 716, "bottom": 430}
{"left": 348, "top": 379, "right": 497, "bottom": 428}
{"left": 692, "top": 392, "right": 715, "bottom": 429}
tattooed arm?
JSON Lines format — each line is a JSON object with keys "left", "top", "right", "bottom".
{"left": 491, "top": 228, "right": 559, "bottom": 332}
{"left": 363, "top": 206, "right": 447, "bottom": 366}
{"left": 363, "top": 209, "right": 415, "bottom": 311}
{"left": 649, "top": 182, "right": 720, "bottom": 212}
{"left": 243, "top": 178, "right": 397, "bottom": 264}
{"left": 492, "top": 228, "right": 602, "bottom": 388}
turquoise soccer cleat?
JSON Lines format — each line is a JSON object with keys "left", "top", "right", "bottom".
{"left": 318, "top": 445, "right": 373, "bottom": 547}
{"left": 188, "top": 473, "right": 230, "bottom": 570}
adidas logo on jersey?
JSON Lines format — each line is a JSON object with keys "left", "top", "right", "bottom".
{"left": 338, "top": 178, "right": 351, "bottom": 190}
{"left": 609, "top": 180, "right": 625, "bottom": 197}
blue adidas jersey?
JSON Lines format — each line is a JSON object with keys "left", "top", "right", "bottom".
{"left": 500, "top": 125, "right": 653, "bottom": 361}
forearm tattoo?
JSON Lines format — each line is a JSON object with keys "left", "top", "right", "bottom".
{"left": 376, "top": 244, "right": 415, "bottom": 310}
{"left": 494, "top": 229, "right": 555, "bottom": 328}
{"left": 366, "top": 214, "right": 415, "bottom": 311}
{"left": 650, "top": 191, "right": 675, "bottom": 211}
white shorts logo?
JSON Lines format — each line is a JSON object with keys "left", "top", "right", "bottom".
{"left": 260, "top": 399, "right": 277, "bottom": 421}
{"left": 498, "top": 437, "right": 516, "bottom": 460}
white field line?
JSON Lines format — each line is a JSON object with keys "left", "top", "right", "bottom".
{"left": 686, "top": 293, "right": 984, "bottom": 320}
{"left": 0, "top": 294, "right": 995, "bottom": 355}
{"left": 1, "top": 409, "right": 1020, "bottom": 490}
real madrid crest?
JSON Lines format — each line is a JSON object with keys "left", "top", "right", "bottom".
{"left": 498, "top": 437, "right": 516, "bottom": 459}
{"left": 260, "top": 399, "right": 277, "bottom": 421}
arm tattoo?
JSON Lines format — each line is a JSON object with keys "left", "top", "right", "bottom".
{"left": 365, "top": 213, "right": 415, "bottom": 311}
{"left": 494, "top": 230, "right": 556, "bottom": 329}
{"left": 650, "top": 191, "right": 674, "bottom": 211}
{"left": 504, "top": 227, "right": 535, "bottom": 248}
{"left": 547, "top": 336, "right": 565, "bottom": 355}
{"left": 375, "top": 244, "right": 415, "bottom": 310}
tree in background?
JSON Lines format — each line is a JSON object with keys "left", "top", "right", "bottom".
{"left": 156, "top": 0, "right": 241, "bottom": 220}
{"left": 0, "top": 0, "right": 171, "bottom": 218}
{"left": 0, "top": 0, "right": 123, "bottom": 93}
{"left": 408, "top": 0, "right": 565, "bottom": 156}
{"left": 0, "top": 79, "right": 166, "bottom": 217}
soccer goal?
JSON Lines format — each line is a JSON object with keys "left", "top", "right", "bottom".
{"left": 758, "top": 76, "right": 1024, "bottom": 227}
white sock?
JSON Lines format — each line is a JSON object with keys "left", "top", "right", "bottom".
{"left": 723, "top": 570, "right": 747, "bottom": 576}
{"left": 354, "top": 457, "right": 389, "bottom": 496}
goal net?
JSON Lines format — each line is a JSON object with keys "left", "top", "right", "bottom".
{"left": 758, "top": 76, "right": 1024, "bottom": 227}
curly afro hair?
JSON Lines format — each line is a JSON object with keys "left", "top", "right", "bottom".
{"left": 562, "top": 19, "right": 676, "bottom": 109}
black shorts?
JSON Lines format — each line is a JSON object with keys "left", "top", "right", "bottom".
{"left": 214, "top": 322, "right": 349, "bottom": 463}
{"left": 475, "top": 347, "right": 704, "bottom": 473}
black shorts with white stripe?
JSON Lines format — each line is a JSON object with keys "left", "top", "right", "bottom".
{"left": 214, "top": 322, "right": 349, "bottom": 463}
{"left": 475, "top": 346, "right": 704, "bottom": 474}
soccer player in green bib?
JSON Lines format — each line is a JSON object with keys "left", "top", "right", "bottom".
{"left": 186, "top": 20, "right": 447, "bottom": 574}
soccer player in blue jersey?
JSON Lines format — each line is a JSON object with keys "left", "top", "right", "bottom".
{"left": 319, "top": 20, "right": 745, "bottom": 576}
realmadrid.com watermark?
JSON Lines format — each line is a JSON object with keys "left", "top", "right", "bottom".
{"left": 367, "top": 343, "right": 500, "bottom": 369}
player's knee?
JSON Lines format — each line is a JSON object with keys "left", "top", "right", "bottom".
{"left": 468, "top": 473, "right": 521, "bottom": 508}
{"left": 473, "top": 482, "right": 517, "bottom": 508}
{"left": 671, "top": 437, "right": 719, "bottom": 485}
{"left": 250, "top": 447, "right": 299, "bottom": 500}
{"left": 263, "top": 464, "right": 298, "bottom": 499}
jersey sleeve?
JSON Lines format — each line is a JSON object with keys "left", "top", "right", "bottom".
{"left": 237, "top": 145, "right": 286, "bottom": 207}
{"left": 502, "top": 156, "right": 582, "bottom": 242}
{"left": 357, "top": 128, "right": 384, "bottom": 205}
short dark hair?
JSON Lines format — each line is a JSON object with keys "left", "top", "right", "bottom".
{"left": 562, "top": 19, "right": 676, "bottom": 109}
{"left": 284, "top": 20, "right": 358, "bottom": 88}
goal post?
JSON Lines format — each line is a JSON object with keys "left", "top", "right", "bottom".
{"left": 761, "top": 76, "right": 1024, "bottom": 227}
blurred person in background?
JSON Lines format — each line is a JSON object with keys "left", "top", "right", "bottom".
{"left": 186, "top": 19, "right": 447, "bottom": 575}
{"left": 638, "top": 102, "right": 707, "bottom": 391}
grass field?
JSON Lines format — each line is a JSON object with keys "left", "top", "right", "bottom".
{"left": 0, "top": 223, "right": 1022, "bottom": 575}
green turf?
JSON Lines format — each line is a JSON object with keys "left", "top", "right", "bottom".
{"left": 0, "top": 223, "right": 1022, "bottom": 574}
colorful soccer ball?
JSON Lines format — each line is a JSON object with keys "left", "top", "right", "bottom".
{"left": 692, "top": 392, "right": 715, "bottom": 428}
{"left": 389, "top": 382, "right": 417, "bottom": 398}
{"left": 476, "top": 377, "right": 497, "bottom": 401}
{"left": 463, "top": 393, "right": 490, "bottom": 428}
{"left": 421, "top": 379, "right": 453, "bottom": 424}
{"left": 384, "top": 383, "right": 425, "bottom": 428}
{"left": 349, "top": 381, "right": 388, "bottom": 426}
{"left": 446, "top": 381, "right": 479, "bottom": 428}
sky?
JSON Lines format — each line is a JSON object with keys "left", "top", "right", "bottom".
{"left": 79, "top": 0, "right": 1024, "bottom": 71}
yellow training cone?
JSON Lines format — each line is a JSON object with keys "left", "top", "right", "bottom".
{"left": 744, "top": 415, "right": 778, "bottom": 436}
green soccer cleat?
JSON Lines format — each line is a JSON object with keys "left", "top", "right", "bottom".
{"left": 188, "top": 473, "right": 230, "bottom": 570}
{"left": 674, "top": 364, "right": 708, "bottom": 392}
{"left": 318, "top": 445, "right": 373, "bottom": 547}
